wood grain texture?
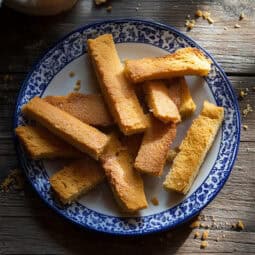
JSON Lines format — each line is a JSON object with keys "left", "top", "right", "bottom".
{"left": 0, "top": 0, "right": 254, "bottom": 74}
{"left": 0, "top": 0, "right": 254, "bottom": 254}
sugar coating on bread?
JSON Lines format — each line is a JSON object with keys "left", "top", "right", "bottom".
{"left": 15, "top": 125, "right": 82, "bottom": 159}
{"left": 50, "top": 158, "right": 105, "bottom": 204}
{"left": 22, "top": 97, "right": 109, "bottom": 160}
{"left": 163, "top": 101, "right": 224, "bottom": 194}
{"left": 125, "top": 47, "right": 212, "bottom": 83}
{"left": 144, "top": 80, "right": 181, "bottom": 123}
{"left": 87, "top": 34, "right": 148, "bottom": 135}
{"left": 100, "top": 134, "right": 148, "bottom": 212}
{"left": 134, "top": 115, "right": 177, "bottom": 176}
{"left": 168, "top": 77, "right": 196, "bottom": 118}
{"left": 44, "top": 93, "right": 114, "bottom": 127}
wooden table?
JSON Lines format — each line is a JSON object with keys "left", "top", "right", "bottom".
{"left": 0, "top": 0, "right": 254, "bottom": 254}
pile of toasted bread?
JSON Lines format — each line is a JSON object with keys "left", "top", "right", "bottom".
{"left": 15, "top": 34, "right": 224, "bottom": 213}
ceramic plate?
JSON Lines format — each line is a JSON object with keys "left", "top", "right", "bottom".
{"left": 14, "top": 19, "right": 240, "bottom": 235}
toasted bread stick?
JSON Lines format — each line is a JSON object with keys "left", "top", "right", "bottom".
{"left": 144, "top": 80, "right": 181, "bottom": 123}
{"left": 125, "top": 47, "right": 211, "bottom": 83}
{"left": 163, "top": 101, "right": 224, "bottom": 194}
{"left": 22, "top": 97, "right": 109, "bottom": 160}
{"left": 44, "top": 93, "right": 114, "bottom": 127}
{"left": 50, "top": 158, "right": 105, "bottom": 204}
{"left": 134, "top": 115, "right": 177, "bottom": 176}
{"left": 168, "top": 77, "right": 196, "bottom": 118}
{"left": 87, "top": 34, "right": 148, "bottom": 135}
{"left": 15, "top": 125, "right": 83, "bottom": 159}
{"left": 100, "top": 134, "right": 147, "bottom": 212}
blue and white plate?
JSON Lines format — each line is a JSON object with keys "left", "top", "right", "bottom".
{"left": 14, "top": 19, "right": 240, "bottom": 235}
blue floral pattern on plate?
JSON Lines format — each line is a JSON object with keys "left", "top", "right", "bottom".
{"left": 14, "top": 19, "right": 240, "bottom": 235}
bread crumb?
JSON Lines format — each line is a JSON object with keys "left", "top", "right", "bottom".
{"left": 185, "top": 19, "right": 196, "bottom": 30}
{"left": 200, "top": 223, "right": 205, "bottom": 228}
{"left": 195, "top": 10, "right": 203, "bottom": 18}
{"left": 236, "top": 220, "right": 245, "bottom": 230}
{"left": 202, "top": 230, "right": 209, "bottom": 240}
{"left": 0, "top": 169, "right": 24, "bottom": 192}
{"left": 190, "top": 220, "right": 200, "bottom": 228}
{"left": 239, "top": 89, "right": 247, "bottom": 99}
{"left": 207, "top": 17, "right": 214, "bottom": 24}
{"left": 224, "top": 26, "right": 228, "bottom": 30}
{"left": 216, "top": 236, "right": 220, "bottom": 242}
{"left": 222, "top": 234, "right": 226, "bottom": 238}
{"left": 243, "top": 104, "right": 253, "bottom": 117}
{"left": 234, "top": 24, "right": 241, "bottom": 28}
{"left": 194, "top": 231, "right": 200, "bottom": 238}
{"left": 239, "top": 12, "right": 245, "bottom": 20}
{"left": 95, "top": 0, "right": 107, "bottom": 5}
{"left": 69, "top": 71, "right": 75, "bottom": 78}
{"left": 106, "top": 5, "right": 112, "bottom": 12}
{"left": 73, "top": 80, "right": 81, "bottom": 92}
{"left": 202, "top": 11, "right": 210, "bottom": 19}
{"left": 200, "top": 241, "right": 208, "bottom": 249}
{"left": 166, "top": 148, "right": 179, "bottom": 163}
{"left": 243, "top": 124, "right": 248, "bottom": 130}
{"left": 151, "top": 196, "right": 159, "bottom": 206}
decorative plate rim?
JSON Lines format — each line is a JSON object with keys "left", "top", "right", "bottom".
{"left": 13, "top": 18, "right": 240, "bottom": 236}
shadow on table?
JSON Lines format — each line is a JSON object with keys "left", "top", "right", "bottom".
{"left": 25, "top": 185, "right": 193, "bottom": 255}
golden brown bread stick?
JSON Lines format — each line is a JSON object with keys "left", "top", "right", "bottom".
{"left": 22, "top": 97, "right": 109, "bottom": 160}
{"left": 168, "top": 77, "right": 196, "bottom": 118}
{"left": 50, "top": 158, "right": 105, "bottom": 204}
{"left": 100, "top": 134, "right": 147, "bottom": 212}
{"left": 144, "top": 80, "right": 181, "bottom": 123}
{"left": 125, "top": 47, "right": 212, "bottom": 83}
{"left": 87, "top": 34, "right": 148, "bottom": 135}
{"left": 163, "top": 101, "right": 224, "bottom": 194}
{"left": 44, "top": 93, "right": 114, "bottom": 127}
{"left": 134, "top": 115, "right": 177, "bottom": 176}
{"left": 15, "top": 125, "right": 83, "bottom": 159}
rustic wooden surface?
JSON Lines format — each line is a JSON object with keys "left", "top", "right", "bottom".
{"left": 0, "top": 0, "right": 254, "bottom": 254}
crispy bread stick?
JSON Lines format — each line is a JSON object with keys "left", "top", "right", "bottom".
{"left": 22, "top": 97, "right": 109, "bottom": 160}
{"left": 168, "top": 77, "right": 196, "bottom": 118}
{"left": 100, "top": 134, "right": 147, "bottom": 212}
{"left": 50, "top": 158, "right": 105, "bottom": 204}
{"left": 15, "top": 125, "right": 83, "bottom": 159}
{"left": 134, "top": 115, "right": 177, "bottom": 176}
{"left": 44, "top": 93, "right": 113, "bottom": 127}
{"left": 125, "top": 47, "right": 211, "bottom": 83}
{"left": 163, "top": 101, "right": 224, "bottom": 194}
{"left": 87, "top": 34, "right": 148, "bottom": 135}
{"left": 144, "top": 80, "right": 181, "bottom": 123}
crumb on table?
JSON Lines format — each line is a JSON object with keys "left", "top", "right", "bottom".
{"left": 236, "top": 220, "right": 245, "bottom": 230}
{"left": 190, "top": 220, "right": 200, "bottom": 228}
{"left": 69, "top": 71, "right": 75, "bottom": 78}
{"left": 202, "top": 230, "right": 209, "bottom": 240}
{"left": 106, "top": 5, "right": 112, "bottom": 12}
{"left": 200, "top": 241, "right": 208, "bottom": 249}
{"left": 194, "top": 231, "right": 200, "bottom": 238}
{"left": 239, "top": 12, "right": 245, "bottom": 20}
{"left": 195, "top": 10, "right": 203, "bottom": 18}
{"left": 95, "top": 0, "right": 107, "bottom": 5}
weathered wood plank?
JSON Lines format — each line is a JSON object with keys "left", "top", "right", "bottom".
{"left": 0, "top": 0, "right": 254, "bottom": 73}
